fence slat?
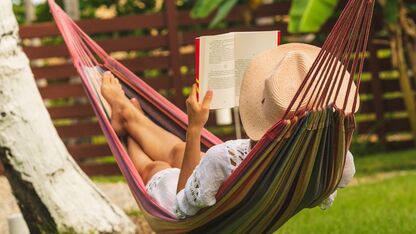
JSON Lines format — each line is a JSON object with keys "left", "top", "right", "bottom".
{"left": 80, "top": 163, "right": 120, "bottom": 176}
{"left": 56, "top": 122, "right": 102, "bottom": 138}
{"left": 48, "top": 104, "right": 94, "bottom": 119}
{"left": 360, "top": 97, "right": 406, "bottom": 114}
{"left": 20, "top": 13, "right": 166, "bottom": 38}
{"left": 360, "top": 78, "right": 401, "bottom": 94}
{"left": 181, "top": 24, "right": 284, "bottom": 45}
{"left": 32, "top": 64, "right": 76, "bottom": 80}
{"left": 363, "top": 57, "right": 392, "bottom": 72}
{"left": 358, "top": 118, "right": 411, "bottom": 134}
{"left": 68, "top": 144, "right": 111, "bottom": 160}
{"left": 385, "top": 140, "right": 415, "bottom": 150}
{"left": 24, "top": 35, "right": 168, "bottom": 59}
{"left": 32, "top": 56, "right": 170, "bottom": 80}
{"left": 39, "top": 83, "right": 85, "bottom": 99}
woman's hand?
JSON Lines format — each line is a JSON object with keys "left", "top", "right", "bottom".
{"left": 186, "top": 84, "right": 213, "bottom": 129}
{"left": 178, "top": 84, "right": 211, "bottom": 192}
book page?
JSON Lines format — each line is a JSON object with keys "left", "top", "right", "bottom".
{"left": 234, "top": 31, "right": 279, "bottom": 106}
{"left": 197, "top": 31, "right": 279, "bottom": 109}
{"left": 198, "top": 32, "right": 236, "bottom": 109}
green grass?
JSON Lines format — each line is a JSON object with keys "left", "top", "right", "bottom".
{"left": 354, "top": 149, "right": 416, "bottom": 177}
{"left": 91, "top": 175, "right": 125, "bottom": 183}
{"left": 277, "top": 172, "right": 416, "bottom": 234}
{"left": 93, "top": 155, "right": 116, "bottom": 164}
{"left": 275, "top": 149, "right": 416, "bottom": 234}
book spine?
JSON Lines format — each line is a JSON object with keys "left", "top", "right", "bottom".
{"left": 195, "top": 37, "right": 200, "bottom": 102}
{"left": 277, "top": 31, "right": 281, "bottom": 46}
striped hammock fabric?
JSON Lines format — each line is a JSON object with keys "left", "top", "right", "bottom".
{"left": 47, "top": 0, "right": 374, "bottom": 232}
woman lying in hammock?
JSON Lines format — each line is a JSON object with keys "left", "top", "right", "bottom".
{"left": 100, "top": 44, "right": 356, "bottom": 219}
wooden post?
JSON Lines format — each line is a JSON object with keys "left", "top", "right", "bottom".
{"left": 392, "top": 26, "right": 416, "bottom": 146}
{"left": 165, "top": 0, "right": 186, "bottom": 109}
{"left": 368, "top": 39, "right": 386, "bottom": 145}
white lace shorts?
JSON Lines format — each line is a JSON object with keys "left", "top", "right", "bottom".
{"left": 145, "top": 168, "right": 180, "bottom": 214}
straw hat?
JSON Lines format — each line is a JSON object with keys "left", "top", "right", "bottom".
{"left": 239, "top": 43, "right": 359, "bottom": 141}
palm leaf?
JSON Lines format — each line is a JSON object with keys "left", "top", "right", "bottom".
{"left": 191, "top": 0, "right": 225, "bottom": 18}
{"left": 384, "top": 0, "right": 399, "bottom": 23}
{"left": 209, "top": 0, "right": 239, "bottom": 28}
{"left": 289, "top": 0, "right": 339, "bottom": 33}
{"left": 288, "top": 0, "right": 309, "bottom": 33}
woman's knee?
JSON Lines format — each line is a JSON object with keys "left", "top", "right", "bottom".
{"left": 142, "top": 161, "right": 171, "bottom": 183}
{"left": 169, "top": 143, "right": 185, "bottom": 168}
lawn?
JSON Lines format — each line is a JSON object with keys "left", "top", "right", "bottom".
{"left": 354, "top": 149, "right": 416, "bottom": 177}
{"left": 276, "top": 150, "right": 416, "bottom": 234}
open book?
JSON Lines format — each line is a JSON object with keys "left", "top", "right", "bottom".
{"left": 196, "top": 31, "right": 281, "bottom": 109}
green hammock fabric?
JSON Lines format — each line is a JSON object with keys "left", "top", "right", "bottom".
{"left": 141, "top": 109, "right": 354, "bottom": 233}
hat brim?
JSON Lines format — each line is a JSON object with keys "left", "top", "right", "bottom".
{"left": 239, "top": 43, "right": 358, "bottom": 141}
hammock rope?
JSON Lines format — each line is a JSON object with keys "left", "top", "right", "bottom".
{"left": 47, "top": 0, "right": 374, "bottom": 232}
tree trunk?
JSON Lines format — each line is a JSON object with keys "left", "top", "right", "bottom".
{"left": 64, "top": 0, "right": 80, "bottom": 20}
{"left": 0, "top": 1, "right": 135, "bottom": 233}
{"left": 24, "top": 0, "right": 36, "bottom": 23}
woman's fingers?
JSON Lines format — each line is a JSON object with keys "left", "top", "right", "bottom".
{"left": 187, "top": 84, "right": 198, "bottom": 106}
{"left": 187, "top": 84, "right": 212, "bottom": 111}
{"left": 190, "top": 84, "right": 198, "bottom": 102}
{"left": 201, "top": 90, "right": 213, "bottom": 110}
{"left": 186, "top": 84, "right": 196, "bottom": 108}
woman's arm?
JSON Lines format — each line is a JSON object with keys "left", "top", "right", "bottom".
{"left": 177, "top": 84, "right": 212, "bottom": 193}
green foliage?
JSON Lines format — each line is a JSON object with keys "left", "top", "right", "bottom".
{"left": 113, "top": 0, "right": 156, "bottom": 16}
{"left": 209, "top": 0, "right": 239, "bottom": 28}
{"left": 12, "top": 0, "right": 157, "bottom": 24}
{"left": 288, "top": 0, "right": 339, "bottom": 33}
{"left": 287, "top": 0, "right": 307, "bottom": 33}
{"left": 191, "top": 0, "right": 243, "bottom": 28}
{"left": 91, "top": 175, "right": 125, "bottom": 183}
{"left": 277, "top": 172, "right": 416, "bottom": 234}
{"left": 191, "top": 0, "right": 225, "bottom": 18}
{"left": 383, "top": 0, "right": 399, "bottom": 23}
{"left": 277, "top": 149, "right": 416, "bottom": 233}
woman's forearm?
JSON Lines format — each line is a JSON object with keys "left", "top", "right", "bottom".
{"left": 177, "top": 125, "right": 202, "bottom": 193}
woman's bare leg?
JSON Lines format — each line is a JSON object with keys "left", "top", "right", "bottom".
{"left": 123, "top": 100, "right": 186, "bottom": 168}
{"left": 101, "top": 72, "right": 186, "bottom": 167}
{"left": 127, "top": 137, "right": 171, "bottom": 184}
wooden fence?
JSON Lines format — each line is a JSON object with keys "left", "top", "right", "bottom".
{"left": 1, "top": 1, "right": 415, "bottom": 176}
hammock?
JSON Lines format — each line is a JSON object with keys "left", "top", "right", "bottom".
{"left": 47, "top": 0, "right": 374, "bottom": 233}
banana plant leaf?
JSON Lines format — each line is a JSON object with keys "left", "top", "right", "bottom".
{"left": 288, "top": 0, "right": 339, "bottom": 33}
{"left": 191, "top": 0, "right": 240, "bottom": 28}
{"left": 191, "top": 0, "right": 226, "bottom": 18}
{"left": 383, "top": 0, "right": 399, "bottom": 23}
{"left": 209, "top": 0, "right": 239, "bottom": 28}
